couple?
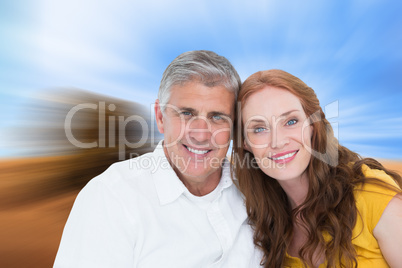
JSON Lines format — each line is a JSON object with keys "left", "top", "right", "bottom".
{"left": 54, "top": 51, "right": 402, "bottom": 267}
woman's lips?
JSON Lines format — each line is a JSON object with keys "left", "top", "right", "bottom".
{"left": 268, "top": 150, "right": 299, "bottom": 164}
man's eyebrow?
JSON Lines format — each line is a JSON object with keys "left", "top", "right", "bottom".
{"left": 174, "top": 107, "right": 232, "bottom": 118}
{"left": 175, "top": 107, "right": 197, "bottom": 113}
{"left": 207, "top": 111, "right": 232, "bottom": 118}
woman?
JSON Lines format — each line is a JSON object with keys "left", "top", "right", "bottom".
{"left": 232, "top": 69, "right": 402, "bottom": 267}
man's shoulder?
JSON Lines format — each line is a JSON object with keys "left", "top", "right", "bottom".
{"left": 83, "top": 152, "right": 161, "bottom": 198}
{"left": 108, "top": 151, "right": 155, "bottom": 177}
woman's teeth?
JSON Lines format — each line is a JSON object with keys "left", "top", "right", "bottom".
{"left": 271, "top": 151, "right": 297, "bottom": 160}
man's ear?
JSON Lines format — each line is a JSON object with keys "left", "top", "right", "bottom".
{"left": 154, "top": 99, "right": 164, "bottom": 134}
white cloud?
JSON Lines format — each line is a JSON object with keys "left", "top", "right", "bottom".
{"left": 342, "top": 142, "right": 402, "bottom": 160}
{"left": 32, "top": 34, "right": 144, "bottom": 74}
{"left": 337, "top": 99, "right": 402, "bottom": 141}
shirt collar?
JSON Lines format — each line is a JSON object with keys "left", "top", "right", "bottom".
{"left": 220, "top": 158, "right": 233, "bottom": 190}
{"left": 152, "top": 140, "right": 233, "bottom": 205}
{"left": 152, "top": 140, "right": 186, "bottom": 205}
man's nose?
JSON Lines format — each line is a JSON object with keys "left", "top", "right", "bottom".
{"left": 187, "top": 117, "right": 212, "bottom": 144}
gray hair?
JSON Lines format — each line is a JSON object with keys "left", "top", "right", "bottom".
{"left": 158, "top": 50, "right": 241, "bottom": 111}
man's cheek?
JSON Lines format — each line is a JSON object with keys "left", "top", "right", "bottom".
{"left": 212, "top": 128, "right": 231, "bottom": 148}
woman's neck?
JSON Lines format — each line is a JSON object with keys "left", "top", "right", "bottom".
{"left": 277, "top": 172, "right": 309, "bottom": 209}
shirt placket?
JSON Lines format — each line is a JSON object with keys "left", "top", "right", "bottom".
{"left": 207, "top": 199, "right": 233, "bottom": 267}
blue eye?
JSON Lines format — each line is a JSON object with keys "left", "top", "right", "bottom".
{"left": 286, "top": 119, "right": 297, "bottom": 126}
{"left": 212, "top": 115, "right": 222, "bottom": 121}
{"left": 181, "top": 111, "right": 192, "bottom": 116}
{"left": 254, "top": 127, "right": 267, "bottom": 133}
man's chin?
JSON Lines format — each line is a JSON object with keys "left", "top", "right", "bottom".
{"left": 177, "top": 166, "right": 221, "bottom": 179}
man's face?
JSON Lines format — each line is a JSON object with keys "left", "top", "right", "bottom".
{"left": 155, "top": 81, "right": 235, "bottom": 185}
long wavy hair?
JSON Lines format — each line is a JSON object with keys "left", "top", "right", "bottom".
{"left": 232, "top": 69, "right": 402, "bottom": 268}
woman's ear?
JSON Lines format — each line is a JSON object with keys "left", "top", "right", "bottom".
{"left": 310, "top": 125, "right": 314, "bottom": 139}
{"left": 243, "top": 140, "right": 251, "bottom": 152}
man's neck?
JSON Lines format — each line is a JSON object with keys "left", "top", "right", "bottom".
{"left": 161, "top": 141, "right": 224, "bottom": 196}
{"left": 175, "top": 167, "right": 222, "bottom": 196}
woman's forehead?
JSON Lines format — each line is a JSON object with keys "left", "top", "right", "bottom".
{"left": 242, "top": 86, "right": 303, "bottom": 118}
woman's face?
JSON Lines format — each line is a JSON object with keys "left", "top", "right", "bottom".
{"left": 242, "top": 86, "right": 313, "bottom": 183}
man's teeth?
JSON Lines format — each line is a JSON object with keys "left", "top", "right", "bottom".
{"left": 187, "top": 146, "right": 209, "bottom": 155}
{"left": 271, "top": 151, "right": 297, "bottom": 160}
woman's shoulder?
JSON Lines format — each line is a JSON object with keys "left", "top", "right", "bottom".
{"left": 361, "top": 164, "right": 399, "bottom": 186}
{"left": 354, "top": 164, "right": 400, "bottom": 192}
{"left": 353, "top": 164, "right": 400, "bottom": 230}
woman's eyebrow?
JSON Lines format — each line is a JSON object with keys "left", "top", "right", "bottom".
{"left": 279, "top": 109, "right": 301, "bottom": 117}
{"left": 247, "top": 110, "right": 301, "bottom": 122}
{"left": 248, "top": 119, "right": 267, "bottom": 123}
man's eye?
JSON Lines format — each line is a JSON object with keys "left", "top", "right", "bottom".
{"left": 212, "top": 115, "right": 222, "bottom": 121}
{"left": 181, "top": 111, "right": 192, "bottom": 116}
{"left": 286, "top": 119, "right": 297, "bottom": 126}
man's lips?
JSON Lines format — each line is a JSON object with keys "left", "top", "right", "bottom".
{"left": 183, "top": 144, "right": 212, "bottom": 155}
{"left": 268, "top": 150, "right": 299, "bottom": 161}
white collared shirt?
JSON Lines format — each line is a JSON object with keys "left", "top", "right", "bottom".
{"left": 54, "top": 141, "right": 262, "bottom": 267}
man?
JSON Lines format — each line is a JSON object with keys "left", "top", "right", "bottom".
{"left": 54, "top": 50, "right": 260, "bottom": 267}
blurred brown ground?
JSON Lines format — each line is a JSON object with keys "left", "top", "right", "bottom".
{"left": 0, "top": 156, "right": 82, "bottom": 268}
{"left": 0, "top": 88, "right": 162, "bottom": 267}
{"left": 0, "top": 157, "right": 401, "bottom": 268}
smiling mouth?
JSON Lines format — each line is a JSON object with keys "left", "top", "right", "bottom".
{"left": 184, "top": 145, "right": 212, "bottom": 155}
{"left": 269, "top": 150, "right": 298, "bottom": 161}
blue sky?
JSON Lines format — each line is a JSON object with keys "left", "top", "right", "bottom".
{"left": 1, "top": 0, "right": 401, "bottom": 159}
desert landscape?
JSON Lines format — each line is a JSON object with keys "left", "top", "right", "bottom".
{"left": 1, "top": 88, "right": 164, "bottom": 267}
{"left": 1, "top": 156, "right": 401, "bottom": 268}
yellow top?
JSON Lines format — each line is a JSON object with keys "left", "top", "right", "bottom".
{"left": 284, "top": 165, "right": 400, "bottom": 268}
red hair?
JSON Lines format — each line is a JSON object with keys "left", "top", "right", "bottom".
{"left": 232, "top": 69, "right": 402, "bottom": 267}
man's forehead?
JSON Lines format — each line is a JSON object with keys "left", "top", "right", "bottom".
{"left": 170, "top": 82, "right": 232, "bottom": 96}
{"left": 168, "top": 82, "right": 235, "bottom": 111}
